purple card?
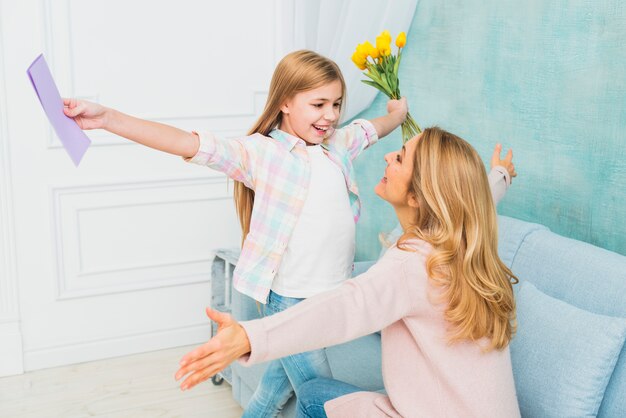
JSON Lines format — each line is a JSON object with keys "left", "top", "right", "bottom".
{"left": 27, "top": 54, "right": 91, "bottom": 166}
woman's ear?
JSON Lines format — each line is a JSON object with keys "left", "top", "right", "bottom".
{"left": 408, "top": 193, "right": 420, "bottom": 209}
{"left": 280, "top": 101, "right": 290, "bottom": 114}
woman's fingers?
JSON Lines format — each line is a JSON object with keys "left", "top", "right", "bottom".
{"left": 176, "top": 350, "right": 212, "bottom": 380}
{"left": 179, "top": 337, "right": 218, "bottom": 367}
{"left": 491, "top": 144, "right": 516, "bottom": 177}
{"left": 176, "top": 351, "right": 225, "bottom": 390}
{"left": 176, "top": 350, "right": 216, "bottom": 380}
{"left": 178, "top": 309, "right": 233, "bottom": 368}
{"left": 504, "top": 148, "right": 513, "bottom": 164}
{"left": 491, "top": 143, "right": 502, "bottom": 168}
{"left": 179, "top": 361, "right": 222, "bottom": 390}
{"left": 175, "top": 321, "right": 247, "bottom": 390}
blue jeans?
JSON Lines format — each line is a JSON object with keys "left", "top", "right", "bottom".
{"left": 296, "top": 377, "right": 363, "bottom": 418}
{"left": 243, "top": 291, "right": 333, "bottom": 418}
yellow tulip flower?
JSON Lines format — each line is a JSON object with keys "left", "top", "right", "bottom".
{"left": 376, "top": 34, "right": 391, "bottom": 56}
{"left": 356, "top": 43, "right": 370, "bottom": 60}
{"left": 396, "top": 32, "right": 406, "bottom": 48}
{"left": 362, "top": 41, "right": 379, "bottom": 59}
{"left": 351, "top": 51, "right": 367, "bottom": 70}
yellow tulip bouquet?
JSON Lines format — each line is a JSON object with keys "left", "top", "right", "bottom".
{"left": 352, "top": 30, "right": 421, "bottom": 143}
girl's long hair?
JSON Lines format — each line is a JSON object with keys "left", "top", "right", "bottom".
{"left": 398, "top": 127, "right": 518, "bottom": 350}
{"left": 234, "top": 50, "right": 346, "bottom": 244}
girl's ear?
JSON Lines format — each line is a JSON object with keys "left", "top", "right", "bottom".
{"left": 280, "top": 101, "right": 290, "bottom": 114}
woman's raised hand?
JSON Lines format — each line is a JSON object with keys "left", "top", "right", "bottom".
{"left": 491, "top": 143, "right": 517, "bottom": 182}
{"left": 63, "top": 98, "right": 108, "bottom": 130}
{"left": 175, "top": 307, "right": 251, "bottom": 391}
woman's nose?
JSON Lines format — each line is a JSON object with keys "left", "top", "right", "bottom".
{"left": 384, "top": 152, "right": 393, "bottom": 163}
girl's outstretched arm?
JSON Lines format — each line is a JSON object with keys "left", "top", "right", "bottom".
{"left": 368, "top": 97, "right": 408, "bottom": 139}
{"left": 63, "top": 98, "right": 199, "bottom": 158}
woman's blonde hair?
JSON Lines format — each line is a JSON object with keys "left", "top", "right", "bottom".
{"left": 234, "top": 50, "right": 346, "bottom": 243}
{"left": 399, "top": 127, "right": 518, "bottom": 350}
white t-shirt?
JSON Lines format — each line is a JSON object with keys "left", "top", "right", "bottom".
{"left": 271, "top": 145, "right": 355, "bottom": 298}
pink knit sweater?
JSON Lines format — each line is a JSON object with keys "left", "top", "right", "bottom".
{"left": 240, "top": 239, "right": 520, "bottom": 417}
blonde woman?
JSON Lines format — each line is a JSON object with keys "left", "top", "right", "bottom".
{"left": 175, "top": 127, "right": 520, "bottom": 417}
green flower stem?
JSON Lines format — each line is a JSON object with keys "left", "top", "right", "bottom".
{"left": 406, "top": 113, "right": 421, "bottom": 133}
{"left": 360, "top": 65, "right": 421, "bottom": 143}
{"left": 401, "top": 112, "right": 421, "bottom": 143}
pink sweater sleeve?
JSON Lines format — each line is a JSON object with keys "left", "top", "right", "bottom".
{"left": 488, "top": 166, "right": 511, "bottom": 205}
{"left": 239, "top": 248, "right": 424, "bottom": 366}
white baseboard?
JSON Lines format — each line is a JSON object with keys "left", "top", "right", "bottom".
{"left": 23, "top": 323, "right": 212, "bottom": 372}
{"left": 0, "top": 321, "right": 24, "bottom": 377}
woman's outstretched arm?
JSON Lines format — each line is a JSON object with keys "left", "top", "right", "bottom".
{"left": 174, "top": 249, "right": 423, "bottom": 390}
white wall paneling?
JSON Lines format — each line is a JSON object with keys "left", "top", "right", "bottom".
{"left": 2, "top": 0, "right": 276, "bottom": 373}
{"left": 23, "top": 320, "right": 214, "bottom": 373}
{"left": 51, "top": 177, "right": 235, "bottom": 299}
{"left": 21, "top": 175, "right": 242, "bottom": 371}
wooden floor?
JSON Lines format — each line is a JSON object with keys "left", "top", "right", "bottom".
{"left": 0, "top": 345, "right": 243, "bottom": 418}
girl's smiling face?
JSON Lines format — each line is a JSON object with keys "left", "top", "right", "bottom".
{"left": 279, "top": 80, "right": 343, "bottom": 145}
{"left": 375, "top": 135, "right": 421, "bottom": 209}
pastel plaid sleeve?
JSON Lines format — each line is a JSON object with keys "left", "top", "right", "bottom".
{"left": 184, "top": 131, "right": 256, "bottom": 190}
{"left": 335, "top": 119, "right": 379, "bottom": 161}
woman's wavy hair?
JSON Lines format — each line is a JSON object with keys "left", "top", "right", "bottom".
{"left": 398, "top": 127, "right": 518, "bottom": 350}
{"left": 234, "top": 50, "right": 346, "bottom": 244}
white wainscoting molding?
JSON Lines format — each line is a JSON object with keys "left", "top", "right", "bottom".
{"left": 51, "top": 176, "right": 237, "bottom": 299}
{"left": 0, "top": 323, "right": 24, "bottom": 377}
{"left": 23, "top": 321, "right": 212, "bottom": 372}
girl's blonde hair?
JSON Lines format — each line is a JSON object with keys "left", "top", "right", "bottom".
{"left": 399, "top": 127, "right": 518, "bottom": 350}
{"left": 234, "top": 50, "right": 346, "bottom": 243}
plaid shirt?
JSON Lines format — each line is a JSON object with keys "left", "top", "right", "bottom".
{"left": 186, "top": 119, "right": 379, "bottom": 303}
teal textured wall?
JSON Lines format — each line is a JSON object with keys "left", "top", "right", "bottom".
{"left": 354, "top": 0, "right": 626, "bottom": 261}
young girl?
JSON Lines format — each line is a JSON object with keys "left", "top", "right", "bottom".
{"left": 174, "top": 127, "right": 521, "bottom": 418}
{"left": 65, "top": 50, "right": 409, "bottom": 416}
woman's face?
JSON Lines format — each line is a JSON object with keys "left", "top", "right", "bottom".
{"left": 279, "top": 80, "right": 343, "bottom": 145}
{"left": 375, "top": 134, "right": 421, "bottom": 208}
